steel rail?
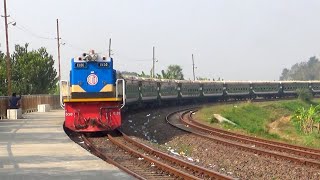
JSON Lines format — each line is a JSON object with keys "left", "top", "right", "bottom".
{"left": 189, "top": 110, "right": 320, "bottom": 155}
{"left": 187, "top": 110, "right": 320, "bottom": 160}
{"left": 80, "top": 134, "right": 146, "bottom": 180}
{"left": 167, "top": 109, "right": 320, "bottom": 168}
{"left": 107, "top": 133, "right": 203, "bottom": 180}
{"left": 119, "top": 130, "right": 232, "bottom": 180}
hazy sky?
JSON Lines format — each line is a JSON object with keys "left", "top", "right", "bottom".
{"left": 1, "top": 0, "right": 320, "bottom": 80}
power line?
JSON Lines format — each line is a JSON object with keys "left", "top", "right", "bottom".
{"left": 60, "top": 39, "right": 86, "bottom": 52}
{"left": 5, "top": 16, "right": 115, "bottom": 57}
{"left": 14, "top": 25, "right": 55, "bottom": 40}
{"left": 2, "top": 15, "right": 91, "bottom": 62}
{"left": 9, "top": 16, "right": 55, "bottom": 40}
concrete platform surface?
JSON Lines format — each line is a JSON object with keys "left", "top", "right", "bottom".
{"left": 0, "top": 110, "right": 135, "bottom": 180}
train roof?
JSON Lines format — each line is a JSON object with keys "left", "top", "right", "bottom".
{"left": 122, "top": 76, "right": 320, "bottom": 84}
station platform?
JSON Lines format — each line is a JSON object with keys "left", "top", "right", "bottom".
{"left": 0, "top": 109, "right": 134, "bottom": 180}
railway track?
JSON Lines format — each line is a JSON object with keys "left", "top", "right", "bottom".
{"left": 79, "top": 129, "right": 232, "bottom": 180}
{"left": 167, "top": 108, "right": 320, "bottom": 168}
{"left": 188, "top": 110, "right": 320, "bottom": 155}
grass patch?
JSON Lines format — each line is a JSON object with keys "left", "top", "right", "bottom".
{"left": 222, "top": 103, "right": 270, "bottom": 135}
{"left": 194, "top": 99, "right": 320, "bottom": 148}
{"left": 175, "top": 143, "right": 192, "bottom": 156}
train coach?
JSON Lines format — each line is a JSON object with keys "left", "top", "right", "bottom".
{"left": 159, "top": 79, "right": 179, "bottom": 102}
{"left": 201, "top": 81, "right": 224, "bottom": 101}
{"left": 124, "top": 77, "right": 140, "bottom": 105}
{"left": 310, "top": 81, "right": 320, "bottom": 96}
{"left": 224, "top": 81, "right": 251, "bottom": 100}
{"left": 250, "top": 81, "right": 280, "bottom": 99}
{"left": 279, "top": 81, "right": 309, "bottom": 97}
{"left": 122, "top": 77, "right": 320, "bottom": 106}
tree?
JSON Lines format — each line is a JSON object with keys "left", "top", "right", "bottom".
{"left": 138, "top": 71, "right": 150, "bottom": 78}
{"left": 280, "top": 56, "right": 320, "bottom": 80}
{"left": 10, "top": 44, "right": 57, "bottom": 94}
{"left": 197, "top": 77, "right": 210, "bottom": 81}
{"left": 161, "top": 65, "right": 184, "bottom": 80}
{"left": 279, "top": 68, "right": 289, "bottom": 81}
{"left": 118, "top": 71, "right": 139, "bottom": 78}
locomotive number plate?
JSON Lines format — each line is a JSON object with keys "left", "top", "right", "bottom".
{"left": 98, "top": 62, "right": 109, "bottom": 67}
{"left": 65, "top": 112, "right": 73, "bottom": 116}
{"left": 75, "top": 62, "right": 87, "bottom": 68}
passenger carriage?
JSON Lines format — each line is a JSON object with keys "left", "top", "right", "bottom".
{"left": 224, "top": 81, "right": 251, "bottom": 100}
{"left": 251, "top": 81, "right": 281, "bottom": 99}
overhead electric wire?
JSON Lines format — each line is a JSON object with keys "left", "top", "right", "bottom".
{"left": 14, "top": 25, "right": 55, "bottom": 40}
{"left": 8, "top": 16, "right": 55, "bottom": 40}
{"left": 60, "top": 39, "right": 87, "bottom": 52}
{"left": 8, "top": 16, "right": 89, "bottom": 52}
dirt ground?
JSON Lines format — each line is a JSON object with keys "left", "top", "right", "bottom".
{"left": 268, "top": 116, "right": 296, "bottom": 140}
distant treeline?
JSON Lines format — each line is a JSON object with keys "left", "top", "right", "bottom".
{"left": 119, "top": 65, "right": 223, "bottom": 81}
{"left": 280, "top": 56, "right": 320, "bottom": 81}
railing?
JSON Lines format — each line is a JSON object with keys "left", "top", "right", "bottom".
{"left": 0, "top": 95, "right": 60, "bottom": 119}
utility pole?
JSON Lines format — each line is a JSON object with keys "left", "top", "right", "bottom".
{"left": 192, "top": 54, "right": 196, "bottom": 81}
{"left": 3, "top": 0, "right": 11, "bottom": 95}
{"left": 56, "top": 19, "right": 61, "bottom": 81}
{"left": 108, "top": 38, "right": 112, "bottom": 57}
{"left": 152, "top": 46, "right": 155, "bottom": 78}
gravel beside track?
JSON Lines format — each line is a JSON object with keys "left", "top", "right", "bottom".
{"left": 120, "top": 105, "right": 320, "bottom": 179}
{"left": 86, "top": 132, "right": 175, "bottom": 179}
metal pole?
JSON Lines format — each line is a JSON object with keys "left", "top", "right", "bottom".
{"left": 56, "top": 19, "right": 61, "bottom": 81}
{"left": 3, "top": 0, "right": 11, "bottom": 95}
{"left": 192, "top": 54, "right": 195, "bottom": 81}
{"left": 152, "top": 46, "right": 155, "bottom": 78}
{"left": 109, "top": 38, "right": 112, "bottom": 57}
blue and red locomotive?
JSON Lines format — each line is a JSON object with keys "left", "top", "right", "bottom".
{"left": 61, "top": 50, "right": 125, "bottom": 132}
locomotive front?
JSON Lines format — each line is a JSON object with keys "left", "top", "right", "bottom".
{"left": 62, "top": 50, "right": 125, "bottom": 132}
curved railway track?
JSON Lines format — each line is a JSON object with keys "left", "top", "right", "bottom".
{"left": 65, "top": 99, "right": 320, "bottom": 179}
{"left": 167, "top": 108, "right": 320, "bottom": 168}
{"left": 75, "top": 129, "right": 232, "bottom": 180}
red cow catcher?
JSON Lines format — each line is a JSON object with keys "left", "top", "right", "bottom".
{"left": 64, "top": 100, "right": 122, "bottom": 132}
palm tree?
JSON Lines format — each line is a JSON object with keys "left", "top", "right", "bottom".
{"left": 161, "top": 65, "right": 184, "bottom": 80}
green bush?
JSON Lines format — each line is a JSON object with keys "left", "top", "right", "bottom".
{"left": 296, "top": 88, "right": 313, "bottom": 102}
